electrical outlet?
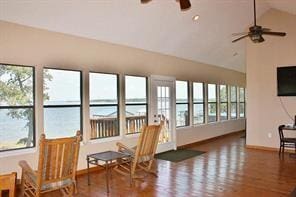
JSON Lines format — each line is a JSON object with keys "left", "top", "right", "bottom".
{"left": 268, "top": 133, "right": 272, "bottom": 138}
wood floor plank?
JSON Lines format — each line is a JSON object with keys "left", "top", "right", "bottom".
{"left": 39, "top": 132, "right": 296, "bottom": 196}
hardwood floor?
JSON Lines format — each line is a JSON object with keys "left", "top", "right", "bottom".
{"left": 43, "top": 132, "right": 296, "bottom": 197}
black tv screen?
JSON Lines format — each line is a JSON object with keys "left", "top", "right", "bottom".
{"left": 277, "top": 66, "right": 296, "bottom": 96}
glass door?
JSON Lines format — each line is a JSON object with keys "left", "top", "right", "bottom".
{"left": 150, "top": 75, "right": 176, "bottom": 153}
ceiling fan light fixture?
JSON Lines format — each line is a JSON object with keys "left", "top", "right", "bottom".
{"left": 251, "top": 34, "right": 264, "bottom": 43}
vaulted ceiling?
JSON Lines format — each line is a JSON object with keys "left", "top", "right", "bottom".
{"left": 0, "top": 0, "right": 295, "bottom": 73}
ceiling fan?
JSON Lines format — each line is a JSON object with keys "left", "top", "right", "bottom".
{"left": 141, "top": 0, "right": 191, "bottom": 11}
{"left": 232, "top": 0, "right": 286, "bottom": 43}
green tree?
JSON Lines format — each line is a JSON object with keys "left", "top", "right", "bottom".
{"left": 0, "top": 65, "right": 52, "bottom": 148}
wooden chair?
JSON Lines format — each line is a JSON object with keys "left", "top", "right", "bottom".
{"left": 278, "top": 125, "right": 296, "bottom": 155}
{"left": 19, "top": 131, "right": 81, "bottom": 197}
{"left": 0, "top": 172, "right": 16, "bottom": 197}
{"left": 114, "top": 123, "right": 162, "bottom": 179}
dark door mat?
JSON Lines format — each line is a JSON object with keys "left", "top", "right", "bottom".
{"left": 155, "top": 149, "right": 205, "bottom": 162}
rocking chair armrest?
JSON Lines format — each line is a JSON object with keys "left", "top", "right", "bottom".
{"left": 19, "top": 160, "right": 36, "bottom": 176}
{"left": 116, "top": 142, "right": 135, "bottom": 153}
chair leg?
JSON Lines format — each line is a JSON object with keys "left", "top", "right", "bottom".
{"left": 20, "top": 172, "right": 25, "bottom": 197}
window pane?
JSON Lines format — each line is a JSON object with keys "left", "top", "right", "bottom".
{"left": 126, "top": 105, "right": 147, "bottom": 134}
{"left": 44, "top": 69, "right": 81, "bottom": 105}
{"left": 125, "top": 76, "right": 146, "bottom": 104}
{"left": 230, "top": 86, "right": 237, "bottom": 102}
{"left": 44, "top": 107, "right": 80, "bottom": 138}
{"left": 0, "top": 64, "right": 35, "bottom": 152}
{"left": 90, "top": 106, "right": 119, "bottom": 139}
{"left": 239, "top": 87, "right": 245, "bottom": 102}
{"left": 208, "top": 84, "right": 217, "bottom": 102}
{"left": 90, "top": 73, "right": 118, "bottom": 105}
{"left": 0, "top": 108, "right": 34, "bottom": 151}
{"left": 239, "top": 103, "right": 245, "bottom": 118}
{"left": 220, "top": 85, "right": 228, "bottom": 102}
{"left": 176, "top": 104, "right": 189, "bottom": 127}
{"left": 0, "top": 65, "right": 34, "bottom": 106}
{"left": 231, "top": 103, "right": 237, "bottom": 119}
{"left": 193, "top": 82, "right": 204, "bottom": 102}
{"left": 176, "top": 81, "right": 188, "bottom": 103}
{"left": 208, "top": 103, "right": 217, "bottom": 123}
{"left": 193, "top": 103, "right": 204, "bottom": 124}
{"left": 220, "top": 103, "right": 228, "bottom": 121}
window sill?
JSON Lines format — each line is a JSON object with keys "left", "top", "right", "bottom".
{"left": 0, "top": 147, "right": 37, "bottom": 158}
{"left": 124, "top": 133, "right": 141, "bottom": 138}
{"left": 193, "top": 123, "right": 207, "bottom": 127}
{"left": 176, "top": 126, "right": 191, "bottom": 130}
{"left": 88, "top": 136, "right": 122, "bottom": 144}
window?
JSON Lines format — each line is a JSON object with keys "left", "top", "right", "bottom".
{"left": 239, "top": 87, "right": 245, "bottom": 118}
{"left": 43, "top": 68, "right": 82, "bottom": 138}
{"left": 193, "top": 82, "right": 204, "bottom": 124}
{"left": 207, "top": 84, "right": 217, "bottom": 123}
{"left": 176, "top": 80, "right": 189, "bottom": 127}
{"left": 230, "top": 86, "right": 237, "bottom": 119}
{"left": 219, "top": 85, "right": 228, "bottom": 121}
{"left": 125, "top": 76, "right": 147, "bottom": 134}
{"left": 0, "top": 64, "right": 35, "bottom": 152}
{"left": 89, "top": 73, "right": 119, "bottom": 139}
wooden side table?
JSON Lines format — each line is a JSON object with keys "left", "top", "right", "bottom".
{"left": 86, "top": 151, "right": 132, "bottom": 193}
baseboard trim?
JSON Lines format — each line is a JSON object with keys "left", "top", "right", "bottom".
{"left": 245, "top": 145, "right": 278, "bottom": 152}
{"left": 246, "top": 145, "right": 295, "bottom": 153}
{"left": 177, "top": 130, "right": 245, "bottom": 150}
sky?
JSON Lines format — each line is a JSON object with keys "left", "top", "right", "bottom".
{"left": 44, "top": 70, "right": 147, "bottom": 103}
{"left": 44, "top": 72, "right": 212, "bottom": 103}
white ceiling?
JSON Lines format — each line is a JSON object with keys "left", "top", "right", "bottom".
{"left": 0, "top": 0, "right": 295, "bottom": 73}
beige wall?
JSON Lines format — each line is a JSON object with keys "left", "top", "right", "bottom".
{"left": 0, "top": 20, "right": 245, "bottom": 175}
{"left": 246, "top": 9, "right": 296, "bottom": 148}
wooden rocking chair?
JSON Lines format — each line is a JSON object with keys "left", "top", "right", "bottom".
{"left": 115, "top": 123, "right": 162, "bottom": 179}
{"left": 0, "top": 172, "right": 16, "bottom": 197}
{"left": 19, "top": 131, "right": 81, "bottom": 197}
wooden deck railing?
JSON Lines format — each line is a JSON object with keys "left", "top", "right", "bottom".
{"left": 90, "top": 115, "right": 146, "bottom": 139}
{"left": 126, "top": 115, "right": 146, "bottom": 135}
{"left": 90, "top": 116, "right": 119, "bottom": 139}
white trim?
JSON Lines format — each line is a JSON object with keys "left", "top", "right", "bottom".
{"left": 88, "top": 136, "right": 122, "bottom": 144}
{"left": 0, "top": 147, "right": 37, "bottom": 158}
{"left": 176, "top": 126, "right": 191, "bottom": 130}
{"left": 124, "top": 133, "right": 141, "bottom": 138}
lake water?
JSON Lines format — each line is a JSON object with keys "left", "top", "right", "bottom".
{"left": 0, "top": 105, "right": 148, "bottom": 149}
{"left": 0, "top": 104, "right": 204, "bottom": 150}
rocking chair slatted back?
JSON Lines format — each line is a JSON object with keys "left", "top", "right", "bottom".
{"left": 37, "top": 131, "right": 81, "bottom": 189}
{"left": 134, "top": 124, "right": 162, "bottom": 163}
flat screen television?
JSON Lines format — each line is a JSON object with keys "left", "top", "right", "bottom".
{"left": 277, "top": 66, "right": 296, "bottom": 96}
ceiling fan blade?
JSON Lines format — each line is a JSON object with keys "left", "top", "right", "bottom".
{"left": 262, "top": 28, "right": 271, "bottom": 31}
{"left": 232, "top": 32, "right": 249, "bottom": 36}
{"left": 262, "top": 31, "right": 286, "bottom": 36}
{"left": 141, "top": 0, "right": 151, "bottom": 3}
{"left": 232, "top": 34, "right": 250, "bottom": 43}
{"left": 179, "top": 0, "right": 191, "bottom": 10}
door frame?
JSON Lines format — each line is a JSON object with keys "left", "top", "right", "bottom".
{"left": 149, "top": 75, "right": 177, "bottom": 153}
